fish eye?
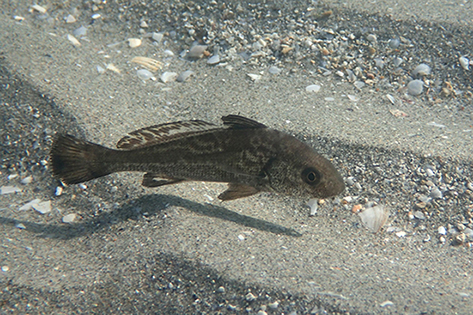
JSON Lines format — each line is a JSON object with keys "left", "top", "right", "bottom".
{"left": 301, "top": 167, "right": 321, "bottom": 186}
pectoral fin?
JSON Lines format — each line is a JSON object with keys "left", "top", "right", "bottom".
{"left": 218, "top": 183, "right": 260, "bottom": 201}
{"left": 142, "top": 173, "right": 185, "bottom": 187}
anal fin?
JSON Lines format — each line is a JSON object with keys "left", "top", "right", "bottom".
{"left": 218, "top": 183, "right": 260, "bottom": 201}
{"left": 142, "top": 173, "right": 185, "bottom": 187}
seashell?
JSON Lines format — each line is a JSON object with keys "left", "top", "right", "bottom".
{"left": 31, "top": 4, "right": 47, "bottom": 14}
{"left": 207, "top": 54, "right": 220, "bottom": 65}
{"left": 67, "top": 34, "right": 81, "bottom": 47}
{"left": 306, "top": 84, "right": 321, "bottom": 93}
{"left": 136, "top": 69, "right": 156, "bottom": 81}
{"left": 307, "top": 198, "right": 318, "bottom": 216}
{"left": 358, "top": 205, "right": 389, "bottom": 233}
{"left": 128, "top": 38, "right": 142, "bottom": 48}
{"left": 65, "top": 14, "right": 76, "bottom": 23}
{"left": 62, "top": 213, "right": 77, "bottom": 223}
{"left": 176, "top": 70, "right": 195, "bottom": 82}
{"left": 160, "top": 71, "right": 178, "bottom": 83}
{"left": 106, "top": 63, "right": 121, "bottom": 74}
{"left": 131, "top": 56, "right": 162, "bottom": 71}
{"left": 412, "top": 63, "right": 431, "bottom": 76}
{"left": 459, "top": 56, "right": 469, "bottom": 71}
{"left": 247, "top": 73, "right": 261, "bottom": 81}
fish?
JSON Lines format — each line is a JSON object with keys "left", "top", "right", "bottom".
{"left": 50, "top": 115, "right": 345, "bottom": 201}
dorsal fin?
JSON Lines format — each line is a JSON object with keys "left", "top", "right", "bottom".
{"left": 222, "top": 115, "right": 267, "bottom": 129}
{"left": 117, "top": 120, "right": 217, "bottom": 149}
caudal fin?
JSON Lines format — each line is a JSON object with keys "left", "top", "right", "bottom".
{"left": 50, "top": 135, "right": 112, "bottom": 185}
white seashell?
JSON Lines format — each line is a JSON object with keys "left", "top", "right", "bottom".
{"left": 131, "top": 56, "right": 162, "bottom": 71}
{"left": 136, "top": 69, "right": 156, "bottom": 81}
{"left": 307, "top": 198, "right": 318, "bottom": 216}
{"left": 412, "top": 63, "right": 431, "bottom": 76}
{"left": 62, "top": 213, "right": 77, "bottom": 223}
{"left": 14, "top": 16, "right": 25, "bottom": 21}
{"left": 459, "top": 56, "right": 469, "bottom": 70}
{"left": 163, "top": 49, "right": 174, "bottom": 56}
{"left": 176, "top": 70, "right": 195, "bottom": 82}
{"left": 247, "top": 73, "right": 261, "bottom": 81}
{"left": 65, "top": 14, "right": 76, "bottom": 23}
{"left": 0, "top": 186, "right": 21, "bottom": 195}
{"left": 67, "top": 34, "right": 81, "bottom": 47}
{"left": 386, "top": 94, "right": 396, "bottom": 105}
{"left": 106, "top": 63, "right": 121, "bottom": 74}
{"left": 19, "top": 199, "right": 41, "bottom": 211}
{"left": 152, "top": 32, "right": 164, "bottom": 42}
{"left": 187, "top": 45, "right": 207, "bottom": 58}
{"left": 31, "top": 4, "right": 47, "bottom": 14}
{"left": 128, "top": 38, "right": 142, "bottom": 48}
{"left": 20, "top": 175, "right": 33, "bottom": 185}
{"left": 358, "top": 205, "right": 389, "bottom": 233}
{"left": 91, "top": 13, "right": 101, "bottom": 20}
{"left": 207, "top": 54, "right": 220, "bottom": 65}
{"left": 306, "top": 84, "right": 321, "bottom": 92}
{"left": 160, "top": 72, "right": 178, "bottom": 83}
{"left": 32, "top": 200, "right": 52, "bottom": 214}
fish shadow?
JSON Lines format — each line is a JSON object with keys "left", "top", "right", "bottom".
{"left": 0, "top": 194, "right": 302, "bottom": 239}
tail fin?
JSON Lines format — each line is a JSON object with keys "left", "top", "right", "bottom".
{"left": 50, "top": 135, "right": 112, "bottom": 185}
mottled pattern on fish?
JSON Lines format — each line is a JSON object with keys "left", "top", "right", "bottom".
{"left": 50, "top": 115, "right": 345, "bottom": 200}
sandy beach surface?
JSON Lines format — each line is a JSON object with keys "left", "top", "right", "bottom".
{"left": 1, "top": 0, "right": 472, "bottom": 314}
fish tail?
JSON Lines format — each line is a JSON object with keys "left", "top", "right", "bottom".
{"left": 50, "top": 134, "right": 113, "bottom": 185}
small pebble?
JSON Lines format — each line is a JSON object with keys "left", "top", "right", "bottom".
{"left": 412, "top": 64, "right": 431, "bottom": 76}
{"left": 407, "top": 80, "right": 424, "bottom": 95}
{"left": 0, "top": 186, "right": 22, "bottom": 195}
{"left": 354, "top": 81, "right": 365, "bottom": 89}
{"left": 67, "top": 34, "right": 81, "bottom": 47}
{"left": 217, "top": 286, "right": 225, "bottom": 293}
{"left": 413, "top": 211, "right": 426, "bottom": 220}
{"left": 7, "top": 174, "right": 18, "bottom": 180}
{"left": 32, "top": 201, "right": 52, "bottom": 214}
{"left": 430, "top": 188, "right": 443, "bottom": 199}
{"left": 426, "top": 169, "right": 435, "bottom": 177}
{"left": 1, "top": 266, "right": 9, "bottom": 272}
{"left": 305, "top": 84, "right": 321, "bottom": 93}
{"left": 65, "top": 14, "right": 76, "bottom": 23}
{"left": 366, "top": 34, "right": 377, "bottom": 43}
{"left": 31, "top": 4, "right": 47, "bottom": 14}
{"left": 459, "top": 56, "right": 469, "bottom": 70}
{"left": 91, "top": 13, "right": 101, "bottom": 20}
{"left": 388, "top": 38, "right": 400, "bottom": 49}
{"left": 187, "top": 45, "right": 207, "bottom": 58}
{"left": 152, "top": 32, "right": 164, "bottom": 42}
{"left": 396, "top": 231, "right": 407, "bottom": 238}
{"left": 393, "top": 57, "right": 403, "bottom": 67}
{"left": 20, "top": 176, "right": 33, "bottom": 185}
{"left": 268, "top": 301, "right": 279, "bottom": 309}
{"left": 62, "top": 213, "right": 77, "bottom": 223}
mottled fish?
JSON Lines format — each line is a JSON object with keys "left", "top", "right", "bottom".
{"left": 50, "top": 115, "right": 344, "bottom": 200}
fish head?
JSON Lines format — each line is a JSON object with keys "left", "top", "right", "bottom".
{"left": 266, "top": 138, "right": 345, "bottom": 199}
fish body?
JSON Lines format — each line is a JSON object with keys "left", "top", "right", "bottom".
{"left": 50, "top": 115, "right": 344, "bottom": 200}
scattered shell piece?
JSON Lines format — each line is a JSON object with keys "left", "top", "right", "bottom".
{"left": 32, "top": 200, "right": 52, "bottom": 214}
{"left": 55, "top": 186, "right": 63, "bottom": 196}
{"left": 347, "top": 94, "right": 358, "bottom": 101}
{"left": 20, "top": 176, "right": 33, "bottom": 185}
{"left": 268, "top": 301, "right": 279, "bottom": 309}
{"left": 393, "top": 57, "right": 403, "bottom": 67}
{"left": 412, "top": 63, "right": 431, "bottom": 76}
{"left": 67, "top": 34, "right": 81, "bottom": 47}
{"left": 140, "top": 21, "right": 148, "bottom": 28}
{"left": 62, "top": 213, "right": 77, "bottom": 223}
{"left": 358, "top": 206, "right": 389, "bottom": 233}
{"left": 65, "top": 14, "right": 76, "bottom": 23}
{"left": 106, "top": 63, "right": 121, "bottom": 74}
{"left": 407, "top": 80, "right": 423, "bottom": 95}
{"left": 380, "top": 301, "right": 394, "bottom": 307}
{"left": 247, "top": 73, "right": 262, "bottom": 81}
{"left": 245, "top": 292, "right": 256, "bottom": 302}
{"left": 354, "top": 81, "right": 365, "bottom": 89}
{"left": 152, "top": 32, "right": 164, "bottom": 42}
{"left": 14, "top": 16, "right": 25, "bottom": 21}
{"left": 389, "top": 109, "right": 408, "bottom": 117}
{"left": 96, "top": 65, "right": 105, "bottom": 73}
{"left": 7, "top": 174, "right": 18, "bottom": 180}
{"left": 128, "top": 38, "right": 142, "bottom": 48}
{"left": 91, "top": 13, "right": 101, "bottom": 20}
{"left": 131, "top": 56, "right": 162, "bottom": 71}
{"left": 0, "top": 186, "right": 22, "bottom": 195}
{"left": 459, "top": 56, "right": 469, "bottom": 70}
{"left": 430, "top": 188, "right": 443, "bottom": 199}
{"left": 396, "top": 231, "right": 407, "bottom": 237}
{"left": 386, "top": 94, "right": 396, "bottom": 105}
{"left": 307, "top": 198, "right": 318, "bottom": 216}
{"left": 268, "top": 66, "right": 281, "bottom": 75}
{"left": 438, "top": 226, "right": 447, "bottom": 235}
{"left": 207, "top": 54, "right": 220, "bottom": 65}
{"left": 15, "top": 223, "right": 26, "bottom": 229}
{"left": 19, "top": 199, "right": 41, "bottom": 211}
{"left": 163, "top": 49, "right": 174, "bottom": 57}
{"left": 73, "top": 26, "right": 87, "bottom": 37}
{"left": 176, "top": 70, "right": 195, "bottom": 82}
{"left": 187, "top": 45, "right": 207, "bottom": 58}
{"left": 306, "top": 84, "right": 321, "bottom": 93}
{"left": 79, "top": 183, "right": 87, "bottom": 190}
{"left": 31, "top": 4, "right": 47, "bottom": 14}
{"left": 137, "top": 69, "right": 156, "bottom": 81}
{"left": 160, "top": 72, "right": 178, "bottom": 83}
{"left": 427, "top": 121, "right": 445, "bottom": 128}
{"left": 1, "top": 266, "right": 9, "bottom": 272}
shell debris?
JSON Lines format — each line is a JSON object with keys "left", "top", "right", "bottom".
{"left": 106, "top": 63, "right": 121, "bottom": 74}
{"left": 131, "top": 56, "right": 162, "bottom": 71}
{"left": 358, "top": 205, "right": 389, "bottom": 233}
{"left": 67, "top": 34, "right": 81, "bottom": 47}
{"left": 31, "top": 4, "right": 47, "bottom": 14}
{"left": 128, "top": 38, "right": 142, "bottom": 48}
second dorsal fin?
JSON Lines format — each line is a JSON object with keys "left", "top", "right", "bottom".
{"left": 221, "top": 115, "right": 267, "bottom": 129}
{"left": 117, "top": 120, "right": 218, "bottom": 149}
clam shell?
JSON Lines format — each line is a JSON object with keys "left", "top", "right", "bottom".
{"left": 131, "top": 56, "right": 162, "bottom": 71}
{"left": 128, "top": 38, "right": 142, "bottom": 48}
{"left": 358, "top": 206, "right": 389, "bottom": 233}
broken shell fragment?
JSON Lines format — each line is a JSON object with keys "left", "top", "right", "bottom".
{"left": 131, "top": 56, "right": 162, "bottom": 71}
{"left": 128, "top": 38, "right": 142, "bottom": 48}
{"left": 187, "top": 45, "right": 207, "bottom": 58}
{"left": 358, "top": 205, "right": 389, "bottom": 233}
{"left": 67, "top": 34, "right": 81, "bottom": 47}
{"left": 160, "top": 71, "right": 178, "bottom": 83}
{"left": 176, "top": 70, "right": 195, "bottom": 82}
